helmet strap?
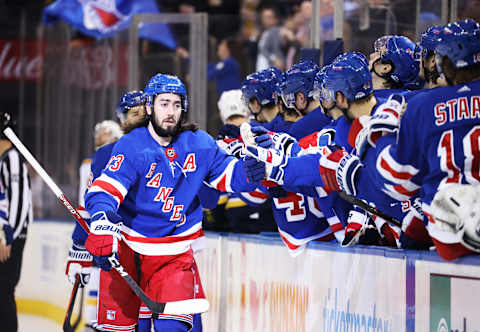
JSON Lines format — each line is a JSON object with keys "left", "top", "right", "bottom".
{"left": 322, "top": 102, "right": 336, "bottom": 118}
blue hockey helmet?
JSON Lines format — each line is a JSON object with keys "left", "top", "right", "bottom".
{"left": 264, "top": 66, "right": 284, "bottom": 98}
{"left": 374, "top": 35, "right": 421, "bottom": 86}
{"left": 324, "top": 52, "right": 373, "bottom": 102}
{"left": 420, "top": 25, "right": 443, "bottom": 58}
{"left": 116, "top": 90, "right": 146, "bottom": 122}
{"left": 312, "top": 64, "right": 331, "bottom": 101}
{"left": 280, "top": 60, "right": 320, "bottom": 109}
{"left": 434, "top": 19, "right": 480, "bottom": 70}
{"left": 144, "top": 74, "right": 188, "bottom": 110}
{"left": 261, "top": 67, "right": 284, "bottom": 102}
{"left": 333, "top": 51, "right": 369, "bottom": 68}
{"left": 240, "top": 71, "right": 277, "bottom": 107}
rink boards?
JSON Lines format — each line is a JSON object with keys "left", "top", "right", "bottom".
{"left": 16, "top": 221, "right": 480, "bottom": 332}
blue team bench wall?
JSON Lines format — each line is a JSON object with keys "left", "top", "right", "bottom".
{"left": 219, "top": 230, "right": 480, "bottom": 265}
{"left": 199, "top": 231, "right": 480, "bottom": 332}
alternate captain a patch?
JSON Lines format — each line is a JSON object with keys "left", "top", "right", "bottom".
{"left": 182, "top": 153, "right": 197, "bottom": 172}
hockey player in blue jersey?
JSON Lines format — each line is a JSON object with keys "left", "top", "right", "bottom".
{"left": 241, "top": 67, "right": 301, "bottom": 133}
{"left": 279, "top": 60, "right": 331, "bottom": 139}
{"left": 244, "top": 62, "right": 362, "bottom": 251}
{"left": 241, "top": 69, "right": 279, "bottom": 125}
{"left": 68, "top": 90, "right": 206, "bottom": 331}
{"left": 66, "top": 90, "right": 148, "bottom": 332}
{"left": 239, "top": 63, "right": 348, "bottom": 253}
{"left": 418, "top": 25, "right": 447, "bottom": 89}
{"left": 83, "top": 74, "right": 261, "bottom": 332}
{"left": 244, "top": 52, "right": 428, "bottom": 247}
{"left": 369, "top": 35, "right": 422, "bottom": 99}
{"left": 362, "top": 19, "right": 480, "bottom": 260}
{"left": 242, "top": 71, "right": 335, "bottom": 245}
{"left": 315, "top": 19, "right": 480, "bottom": 259}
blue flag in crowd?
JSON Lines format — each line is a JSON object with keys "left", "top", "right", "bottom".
{"left": 43, "top": 0, "right": 176, "bottom": 49}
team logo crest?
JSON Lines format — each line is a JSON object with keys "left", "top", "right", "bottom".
{"left": 165, "top": 147, "right": 178, "bottom": 162}
{"left": 81, "top": 0, "right": 126, "bottom": 33}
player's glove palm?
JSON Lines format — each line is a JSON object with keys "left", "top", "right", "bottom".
{"left": 85, "top": 211, "right": 122, "bottom": 271}
{"left": 427, "top": 184, "right": 480, "bottom": 253}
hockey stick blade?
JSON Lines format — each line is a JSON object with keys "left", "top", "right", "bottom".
{"left": 63, "top": 275, "right": 81, "bottom": 332}
{"left": 108, "top": 255, "right": 209, "bottom": 315}
{"left": 337, "top": 191, "right": 402, "bottom": 228}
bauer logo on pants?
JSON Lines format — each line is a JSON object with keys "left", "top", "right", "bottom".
{"left": 107, "top": 310, "right": 116, "bottom": 320}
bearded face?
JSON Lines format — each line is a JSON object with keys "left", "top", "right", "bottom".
{"left": 148, "top": 93, "right": 183, "bottom": 137}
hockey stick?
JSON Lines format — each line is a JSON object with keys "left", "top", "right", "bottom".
{"left": 63, "top": 275, "right": 83, "bottom": 332}
{"left": 337, "top": 191, "right": 402, "bottom": 228}
{"left": 2, "top": 124, "right": 209, "bottom": 315}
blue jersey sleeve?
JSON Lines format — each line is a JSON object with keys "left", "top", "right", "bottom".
{"left": 373, "top": 96, "right": 425, "bottom": 201}
{"left": 198, "top": 184, "right": 221, "bottom": 209}
{"left": 283, "top": 154, "right": 326, "bottom": 188}
{"left": 204, "top": 135, "right": 257, "bottom": 193}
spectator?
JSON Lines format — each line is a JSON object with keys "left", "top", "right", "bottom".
{"left": 177, "top": 38, "right": 242, "bottom": 99}
{"left": 256, "top": 4, "right": 286, "bottom": 71}
{"left": 285, "top": 0, "right": 312, "bottom": 68}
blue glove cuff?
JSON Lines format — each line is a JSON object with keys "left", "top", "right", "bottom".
{"left": 93, "top": 254, "right": 115, "bottom": 272}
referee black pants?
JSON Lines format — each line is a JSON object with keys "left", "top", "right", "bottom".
{"left": 0, "top": 238, "right": 26, "bottom": 332}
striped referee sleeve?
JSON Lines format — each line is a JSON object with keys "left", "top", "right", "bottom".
{"left": 0, "top": 148, "right": 33, "bottom": 240}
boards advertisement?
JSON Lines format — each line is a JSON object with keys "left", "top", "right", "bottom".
{"left": 415, "top": 260, "right": 480, "bottom": 332}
